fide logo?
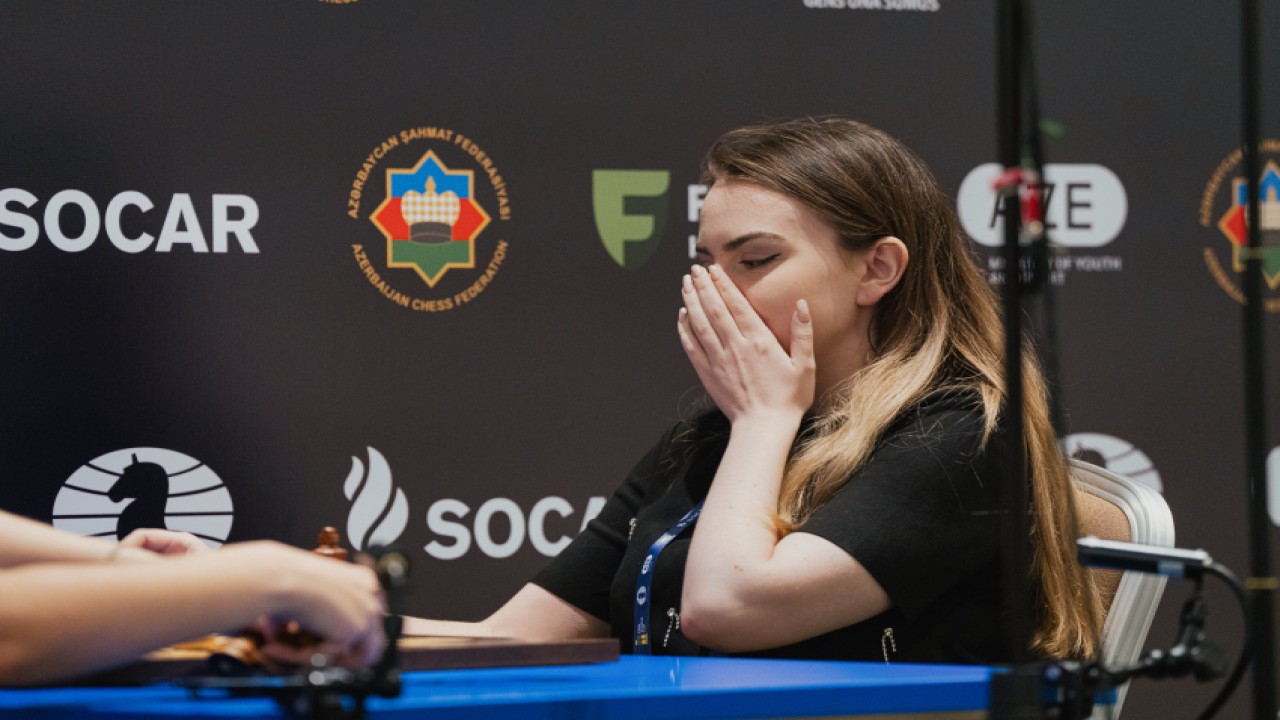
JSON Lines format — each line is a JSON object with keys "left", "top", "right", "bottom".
{"left": 51, "top": 448, "right": 234, "bottom": 548}
{"left": 1061, "top": 433, "right": 1162, "bottom": 493}
{"left": 343, "top": 447, "right": 410, "bottom": 552}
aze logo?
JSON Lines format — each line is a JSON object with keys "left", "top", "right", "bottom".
{"left": 1201, "top": 143, "right": 1280, "bottom": 311}
{"left": 593, "top": 170, "right": 670, "bottom": 271}
{"left": 346, "top": 126, "right": 511, "bottom": 313}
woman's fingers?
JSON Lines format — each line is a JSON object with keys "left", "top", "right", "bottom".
{"left": 677, "top": 307, "right": 707, "bottom": 365}
{"left": 706, "top": 264, "right": 770, "bottom": 340}
{"left": 119, "top": 528, "right": 210, "bottom": 555}
{"left": 682, "top": 271, "right": 724, "bottom": 358}
{"left": 790, "top": 299, "right": 816, "bottom": 369}
{"left": 688, "top": 265, "right": 742, "bottom": 347}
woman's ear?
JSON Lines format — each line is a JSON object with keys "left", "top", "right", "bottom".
{"left": 854, "top": 236, "right": 909, "bottom": 306}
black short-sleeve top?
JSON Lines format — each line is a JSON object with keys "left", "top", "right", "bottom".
{"left": 532, "top": 391, "right": 1027, "bottom": 664}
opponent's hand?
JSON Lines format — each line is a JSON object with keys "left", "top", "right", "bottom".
{"left": 677, "top": 264, "right": 815, "bottom": 424}
{"left": 245, "top": 544, "right": 387, "bottom": 667}
{"left": 120, "top": 528, "right": 211, "bottom": 556}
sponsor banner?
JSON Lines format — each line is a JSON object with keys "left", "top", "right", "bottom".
{"left": 957, "top": 163, "right": 1128, "bottom": 286}
{"left": 344, "top": 447, "right": 410, "bottom": 552}
{"left": 801, "top": 0, "right": 941, "bottom": 11}
{"left": 590, "top": 169, "right": 708, "bottom": 267}
{"left": 0, "top": 190, "right": 260, "bottom": 254}
{"left": 341, "top": 447, "right": 606, "bottom": 561}
{"left": 593, "top": 170, "right": 670, "bottom": 271}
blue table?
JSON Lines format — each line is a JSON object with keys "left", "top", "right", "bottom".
{"left": 0, "top": 656, "right": 995, "bottom": 719}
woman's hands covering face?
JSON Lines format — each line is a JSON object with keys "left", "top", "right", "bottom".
{"left": 677, "top": 264, "right": 815, "bottom": 424}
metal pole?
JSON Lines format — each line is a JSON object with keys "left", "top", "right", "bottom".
{"left": 988, "top": 1, "right": 1042, "bottom": 718}
{"left": 996, "top": 0, "right": 1034, "bottom": 669}
{"left": 1239, "top": 1, "right": 1277, "bottom": 717}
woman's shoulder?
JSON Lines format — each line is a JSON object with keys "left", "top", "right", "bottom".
{"left": 890, "top": 387, "right": 990, "bottom": 436}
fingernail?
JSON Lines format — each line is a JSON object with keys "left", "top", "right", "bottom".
{"left": 678, "top": 307, "right": 688, "bottom": 321}
{"left": 797, "top": 299, "right": 811, "bottom": 322}
{"left": 691, "top": 264, "right": 706, "bottom": 278}
{"left": 682, "top": 274, "right": 693, "bottom": 292}
{"left": 708, "top": 264, "right": 723, "bottom": 280}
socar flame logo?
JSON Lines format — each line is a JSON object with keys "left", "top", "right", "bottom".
{"left": 343, "top": 447, "right": 409, "bottom": 551}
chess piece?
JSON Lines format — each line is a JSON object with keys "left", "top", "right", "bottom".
{"left": 314, "top": 527, "right": 348, "bottom": 560}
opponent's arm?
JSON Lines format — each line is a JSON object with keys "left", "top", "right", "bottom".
{"left": 0, "top": 541, "right": 384, "bottom": 686}
{"left": 0, "top": 510, "right": 160, "bottom": 568}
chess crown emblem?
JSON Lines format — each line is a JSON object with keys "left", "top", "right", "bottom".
{"left": 370, "top": 150, "right": 491, "bottom": 287}
{"left": 1217, "top": 159, "right": 1280, "bottom": 288}
{"left": 401, "top": 177, "right": 462, "bottom": 244}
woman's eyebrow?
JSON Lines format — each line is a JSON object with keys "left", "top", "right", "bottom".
{"left": 695, "top": 232, "right": 785, "bottom": 256}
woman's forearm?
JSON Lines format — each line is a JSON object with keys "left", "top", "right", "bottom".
{"left": 681, "top": 414, "right": 799, "bottom": 641}
{"left": 401, "top": 617, "right": 494, "bottom": 637}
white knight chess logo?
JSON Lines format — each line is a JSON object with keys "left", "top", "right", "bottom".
{"left": 1061, "top": 433, "right": 1162, "bottom": 492}
{"left": 51, "top": 448, "right": 234, "bottom": 547}
{"left": 344, "top": 447, "right": 410, "bottom": 552}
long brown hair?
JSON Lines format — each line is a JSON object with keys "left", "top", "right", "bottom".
{"left": 703, "top": 117, "right": 1100, "bottom": 659}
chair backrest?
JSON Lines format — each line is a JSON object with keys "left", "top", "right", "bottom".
{"left": 1069, "top": 458, "right": 1175, "bottom": 719}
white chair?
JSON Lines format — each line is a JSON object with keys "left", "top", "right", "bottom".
{"left": 1069, "top": 457, "right": 1176, "bottom": 719}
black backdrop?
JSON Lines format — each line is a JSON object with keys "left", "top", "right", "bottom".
{"left": 3, "top": 2, "right": 1279, "bottom": 717}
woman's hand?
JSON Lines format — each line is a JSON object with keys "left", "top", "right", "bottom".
{"left": 119, "top": 529, "right": 211, "bottom": 556}
{"left": 677, "top": 264, "right": 815, "bottom": 424}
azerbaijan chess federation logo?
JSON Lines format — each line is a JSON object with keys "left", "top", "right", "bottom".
{"left": 1200, "top": 142, "right": 1280, "bottom": 311}
{"left": 50, "top": 448, "right": 234, "bottom": 548}
{"left": 346, "top": 126, "right": 511, "bottom": 313}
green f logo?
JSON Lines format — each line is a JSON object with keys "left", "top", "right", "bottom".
{"left": 592, "top": 170, "right": 670, "bottom": 270}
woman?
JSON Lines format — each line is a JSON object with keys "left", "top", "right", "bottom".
{"left": 406, "top": 117, "right": 1100, "bottom": 663}
{"left": 0, "top": 510, "right": 386, "bottom": 685}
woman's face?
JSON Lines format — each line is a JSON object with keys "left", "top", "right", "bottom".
{"left": 694, "top": 181, "right": 875, "bottom": 370}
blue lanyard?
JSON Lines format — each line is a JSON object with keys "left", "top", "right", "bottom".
{"left": 632, "top": 502, "right": 703, "bottom": 655}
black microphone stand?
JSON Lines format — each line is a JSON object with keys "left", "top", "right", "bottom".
{"left": 1238, "top": 1, "right": 1277, "bottom": 717}
{"left": 1067, "top": 541, "right": 1254, "bottom": 720}
{"left": 988, "top": 0, "right": 1052, "bottom": 717}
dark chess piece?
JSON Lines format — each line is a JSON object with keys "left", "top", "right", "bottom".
{"left": 315, "top": 527, "right": 348, "bottom": 560}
